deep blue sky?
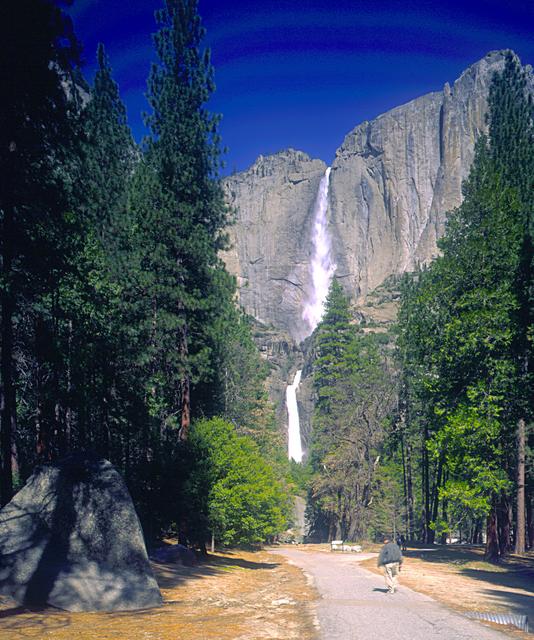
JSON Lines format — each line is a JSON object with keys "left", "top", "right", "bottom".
{"left": 68, "top": 0, "right": 534, "bottom": 174}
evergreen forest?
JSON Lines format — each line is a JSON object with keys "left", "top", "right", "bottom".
{"left": 305, "top": 52, "right": 534, "bottom": 559}
{"left": 0, "top": 0, "right": 291, "bottom": 548}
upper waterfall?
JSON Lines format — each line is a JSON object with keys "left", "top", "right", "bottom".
{"left": 302, "top": 167, "right": 335, "bottom": 335}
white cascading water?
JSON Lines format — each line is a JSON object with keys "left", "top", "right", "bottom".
{"left": 286, "top": 167, "right": 335, "bottom": 462}
{"left": 302, "top": 166, "right": 336, "bottom": 335}
{"left": 286, "top": 369, "right": 303, "bottom": 462}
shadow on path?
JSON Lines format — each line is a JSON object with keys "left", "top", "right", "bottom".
{"left": 0, "top": 608, "right": 70, "bottom": 635}
{"left": 459, "top": 567, "right": 534, "bottom": 594}
{"left": 153, "top": 552, "right": 279, "bottom": 591}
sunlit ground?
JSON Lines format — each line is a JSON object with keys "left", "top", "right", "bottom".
{"left": 0, "top": 549, "right": 317, "bottom": 640}
{"left": 362, "top": 545, "right": 534, "bottom": 640}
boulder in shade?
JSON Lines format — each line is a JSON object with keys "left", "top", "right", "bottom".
{"left": 0, "top": 454, "right": 162, "bottom": 612}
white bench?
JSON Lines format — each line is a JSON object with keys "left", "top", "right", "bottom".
{"left": 331, "top": 540, "right": 362, "bottom": 553}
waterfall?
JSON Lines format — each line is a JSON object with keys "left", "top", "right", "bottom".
{"left": 302, "top": 167, "right": 335, "bottom": 335}
{"left": 286, "top": 369, "right": 303, "bottom": 462}
{"left": 285, "top": 168, "right": 335, "bottom": 463}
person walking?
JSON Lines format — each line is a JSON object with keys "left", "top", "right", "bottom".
{"left": 377, "top": 536, "right": 403, "bottom": 594}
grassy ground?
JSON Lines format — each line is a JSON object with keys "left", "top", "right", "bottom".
{"left": 1, "top": 543, "right": 532, "bottom": 639}
{"left": 0, "top": 549, "right": 318, "bottom": 640}
{"left": 361, "top": 544, "right": 534, "bottom": 639}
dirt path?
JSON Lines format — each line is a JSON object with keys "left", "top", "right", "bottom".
{"left": 0, "top": 550, "right": 317, "bottom": 640}
{"left": 273, "top": 547, "right": 512, "bottom": 640}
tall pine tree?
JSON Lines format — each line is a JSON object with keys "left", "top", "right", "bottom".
{"left": 0, "top": 0, "right": 80, "bottom": 501}
{"left": 397, "top": 52, "right": 534, "bottom": 558}
{"left": 487, "top": 51, "right": 533, "bottom": 554}
{"left": 126, "top": 0, "right": 229, "bottom": 441}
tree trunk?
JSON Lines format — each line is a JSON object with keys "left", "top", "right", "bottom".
{"left": 405, "top": 440, "right": 415, "bottom": 540}
{"left": 65, "top": 319, "right": 73, "bottom": 450}
{"left": 526, "top": 492, "right": 533, "bottom": 550}
{"left": 422, "top": 424, "right": 430, "bottom": 542}
{"left": 497, "top": 496, "right": 512, "bottom": 557}
{"left": 0, "top": 302, "right": 15, "bottom": 505}
{"left": 514, "top": 417, "right": 526, "bottom": 554}
{"left": 328, "top": 511, "right": 336, "bottom": 542}
{"left": 440, "top": 480, "right": 448, "bottom": 545}
{"left": 100, "top": 344, "right": 113, "bottom": 459}
{"left": 1, "top": 202, "right": 15, "bottom": 505}
{"left": 429, "top": 457, "right": 443, "bottom": 544}
{"left": 179, "top": 323, "right": 190, "bottom": 441}
{"left": 399, "top": 418, "right": 413, "bottom": 541}
{"left": 471, "top": 520, "right": 481, "bottom": 544}
{"left": 180, "top": 374, "right": 190, "bottom": 440}
{"left": 400, "top": 431, "right": 408, "bottom": 533}
{"left": 35, "top": 317, "right": 52, "bottom": 461}
{"left": 485, "top": 505, "right": 500, "bottom": 562}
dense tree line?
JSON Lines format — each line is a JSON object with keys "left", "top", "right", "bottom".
{"left": 0, "top": 0, "right": 289, "bottom": 547}
{"left": 306, "top": 53, "right": 533, "bottom": 556}
{"left": 306, "top": 280, "right": 397, "bottom": 541}
{"left": 396, "top": 52, "right": 533, "bottom": 558}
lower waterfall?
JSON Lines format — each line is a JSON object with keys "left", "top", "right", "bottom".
{"left": 286, "top": 369, "right": 303, "bottom": 463}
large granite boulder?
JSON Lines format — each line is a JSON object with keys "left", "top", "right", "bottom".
{"left": 0, "top": 454, "right": 162, "bottom": 612}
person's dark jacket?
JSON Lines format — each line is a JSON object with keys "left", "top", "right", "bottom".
{"left": 377, "top": 541, "right": 403, "bottom": 567}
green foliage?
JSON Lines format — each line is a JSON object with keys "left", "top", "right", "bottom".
{"left": 186, "top": 418, "right": 290, "bottom": 546}
{"left": 307, "top": 280, "right": 396, "bottom": 540}
{"left": 313, "top": 280, "right": 353, "bottom": 403}
{"left": 429, "top": 402, "right": 511, "bottom": 514}
{"left": 0, "top": 1, "right": 84, "bottom": 489}
{"left": 118, "top": 0, "right": 232, "bottom": 439}
{"left": 1, "top": 0, "right": 288, "bottom": 545}
{"left": 488, "top": 51, "right": 534, "bottom": 204}
{"left": 81, "top": 43, "right": 136, "bottom": 234}
{"left": 205, "top": 295, "right": 280, "bottom": 454}
{"left": 368, "top": 458, "right": 406, "bottom": 540}
{"left": 396, "top": 52, "right": 534, "bottom": 549}
{"left": 311, "top": 279, "right": 355, "bottom": 463}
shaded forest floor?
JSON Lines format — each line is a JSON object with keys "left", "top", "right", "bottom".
{"left": 360, "top": 544, "right": 534, "bottom": 639}
{"left": 0, "top": 548, "right": 318, "bottom": 639}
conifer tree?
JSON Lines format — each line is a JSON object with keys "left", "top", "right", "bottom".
{"left": 313, "top": 280, "right": 353, "bottom": 416}
{"left": 0, "top": 0, "right": 80, "bottom": 501}
{"left": 82, "top": 43, "right": 136, "bottom": 236}
{"left": 63, "top": 43, "right": 137, "bottom": 457}
{"left": 397, "top": 52, "right": 534, "bottom": 558}
{"left": 487, "top": 52, "right": 533, "bottom": 554}
{"left": 488, "top": 52, "right": 534, "bottom": 203}
{"left": 127, "top": 0, "right": 229, "bottom": 441}
{"left": 307, "top": 279, "right": 395, "bottom": 540}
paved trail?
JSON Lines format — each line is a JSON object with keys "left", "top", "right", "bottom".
{"left": 273, "top": 548, "right": 509, "bottom": 640}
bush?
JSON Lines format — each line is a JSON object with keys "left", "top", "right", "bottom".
{"left": 187, "top": 417, "right": 290, "bottom": 546}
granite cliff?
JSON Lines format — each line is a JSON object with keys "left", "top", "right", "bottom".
{"left": 223, "top": 51, "right": 533, "bottom": 341}
{"left": 222, "top": 150, "right": 327, "bottom": 342}
{"left": 221, "top": 50, "right": 532, "bottom": 454}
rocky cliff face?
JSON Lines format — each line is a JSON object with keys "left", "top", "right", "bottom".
{"left": 222, "top": 150, "right": 327, "bottom": 342}
{"left": 330, "top": 50, "right": 523, "bottom": 299}
{"left": 221, "top": 50, "right": 532, "bottom": 457}
{"left": 223, "top": 51, "right": 533, "bottom": 337}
